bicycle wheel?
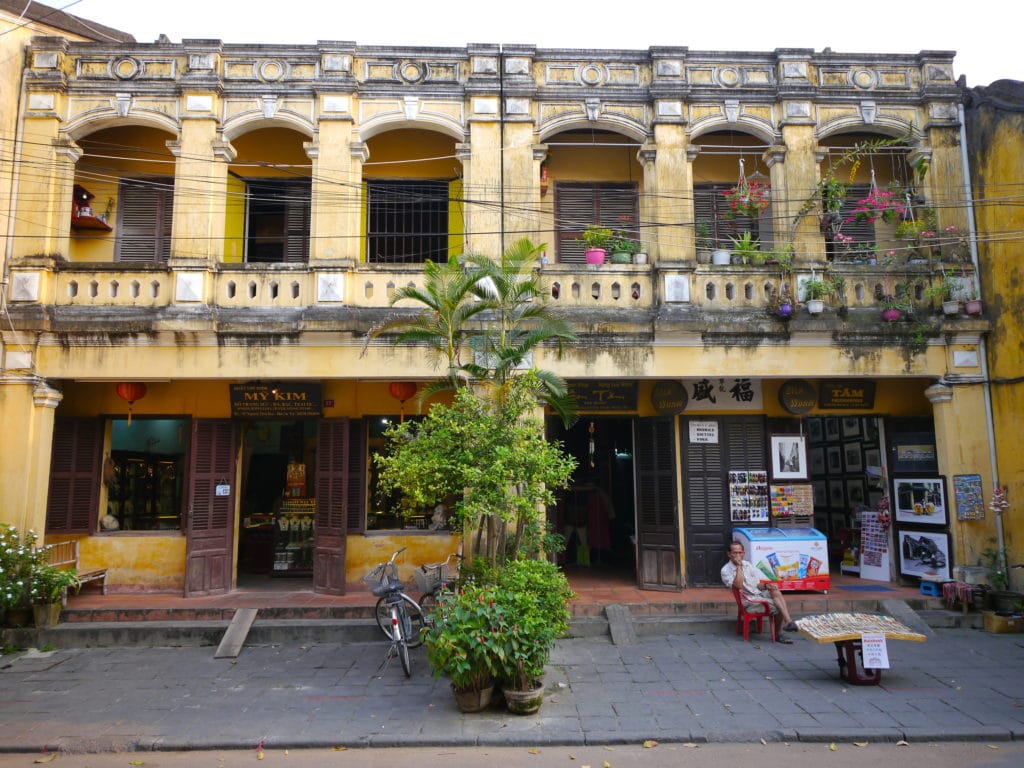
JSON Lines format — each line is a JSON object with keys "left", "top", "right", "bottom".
{"left": 391, "top": 605, "right": 412, "bottom": 677}
{"left": 401, "top": 595, "right": 426, "bottom": 648}
{"left": 375, "top": 596, "right": 396, "bottom": 640}
{"left": 419, "top": 591, "right": 437, "bottom": 618}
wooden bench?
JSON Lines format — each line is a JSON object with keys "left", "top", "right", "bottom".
{"left": 44, "top": 539, "right": 107, "bottom": 596}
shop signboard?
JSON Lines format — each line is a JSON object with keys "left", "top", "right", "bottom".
{"left": 230, "top": 382, "right": 323, "bottom": 418}
{"left": 571, "top": 381, "right": 637, "bottom": 411}
{"left": 818, "top": 380, "right": 876, "bottom": 409}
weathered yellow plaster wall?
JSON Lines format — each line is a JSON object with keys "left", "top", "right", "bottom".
{"left": 968, "top": 96, "right": 1024, "bottom": 588}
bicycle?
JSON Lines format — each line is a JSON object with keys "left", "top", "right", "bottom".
{"left": 362, "top": 547, "right": 426, "bottom": 677}
{"left": 414, "top": 552, "right": 461, "bottom": 617}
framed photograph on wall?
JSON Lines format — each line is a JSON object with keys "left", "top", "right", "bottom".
{"left": 809, "top": 447, "right": 826, "bottom": 476}
{"left": 826, "top": 445, "right": 843, "bottom": 474}
{"left": 807, "top": 418, "right": 823, "bottom": 444}
{"left": 898, "top": 528, "right": 950, "bottom": 579}
{"left": 770, "top": 435, "right": 808, "bottom": 480}
{"left": 825, "top": 417, "right": 841, "bottom": 441}
{"left": 864, "top": 447, "right": 881, "bottom": 472}
{"left": 844, "top": 442, "right": 863, "bottom": 473}
{"left": 829, "top": 478, "right": 845, "bottom": 509}
{"left": 812, "top": 479, "right": 828, "bottom": 507}
{"left": 846, "top": 477, "right": 867, "bottom": 507}
{"left": 842, "top": 417, "right": 861, "bottom": 438}
{"left": 893, "top": 476, "right": 948, "bottom": 526}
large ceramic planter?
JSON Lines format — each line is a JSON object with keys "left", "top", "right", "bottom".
{"left": 806, "top": 299, "right": 825, "bottom": 315}
{"left": 711, "top": 249, "right": 732, "bottom": 266}
{"left": 32, "top": 602, "right": 61, "bottom": 629}
{"left": 941, "top": 300, "right": 960, "bottom": 315}
{"left": 452, "top": 683, "right": 494, "bottom": 713}
{"left": 964, "top": 299, "right": 983, "bottom": 316}
{"left": 609, "top": 251, "right": 632, "bottom": 264}
{"left": 503, "top": 682, "right": 545, "bottom": 715}
{"left": 584, "top": 248, "right": 606, "bottom": 266}
{"left": 881, "top": 308, "right": 902, "bottom": 322}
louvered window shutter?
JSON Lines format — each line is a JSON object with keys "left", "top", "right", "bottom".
{"left": 684, "top": 428, "right": 726, "bottom": 529}
{"left": 555, "top": 183, "right": 639, "bottom": 263}
{"left": 116, "top": 179, "right": 173, "bottom": 263}
{"left": 828, "top": 183, "right": 875, "bottom": 257}
{"left": 46, "top": 418, "right": 102, "bottom": 533}
{"left": 695, "top": 184, "right": 765, "bottom": 249}
{"left": 316, "top": 419, "right": 365, "bottom": 534}
{"left": 283, "top": 182, "right": 311, "bottom": 263}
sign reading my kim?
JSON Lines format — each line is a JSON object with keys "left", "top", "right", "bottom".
{"left": 230, "top": 382, "right": 322, "bottom": 418}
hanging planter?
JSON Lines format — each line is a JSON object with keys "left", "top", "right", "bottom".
{"left": 722, "top": 159, "right": 771, "bottom": 220}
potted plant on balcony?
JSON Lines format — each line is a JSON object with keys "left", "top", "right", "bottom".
{"left": 727, "top": 231, "right": 760, "bottom": 265}
{"left": 845, "top": 187, "right": 907, "bottom": 226}
{"left": 879, "top": 293, "right": 905, "bottom": 322}
{"left": 607, "top": 232, "right": 640, "bottom": 264}
{"left": 695, "top": 220, "right": 714, "bottom": 264}
{"left": 923, "top": 273, "right": 962, "bottom": 316}
{"left": 577, "top": 225, "right": 613, "bottom": 265}
{"left": 800, "top": 276, "right": 832, "bottom": 314}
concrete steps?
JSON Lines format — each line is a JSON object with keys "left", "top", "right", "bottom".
{"left": 1, "top": 596, "right": 965, "bottom": 650}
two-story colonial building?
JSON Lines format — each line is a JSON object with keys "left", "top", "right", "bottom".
{"left": 0, "top": 31, "right": 998, "bottom": 597}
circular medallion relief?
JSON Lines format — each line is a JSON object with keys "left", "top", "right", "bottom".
{"left": 258, "top": 60, "right": 284, "bottom": 82}
{"left": 718, "top": 67, "right": 741, "bottom": 87}
{"left": 852, "top": 68, "right": 877, "bottom": 89}
{"left": 580, "top": 64, "right": 604, "bottom": 86}
{"left": 400, "top": 62, "right": 425, "bottom": 83}
{"left": 113, "top": 57, "right": 140, "bottom": 80}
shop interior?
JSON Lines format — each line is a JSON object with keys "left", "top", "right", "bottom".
{"left": 238, "top": 419, "right": 316, "bottom": 582}
{"left": 547, "top": 417, "right": 637, "bottom": 579}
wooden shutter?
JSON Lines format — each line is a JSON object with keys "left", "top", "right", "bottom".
{"left": 682, "top": 415, "right": 766, "bottom": 586}
{"left": 694, "top": 184, "right": 768, "bottom": 249}
{"left": 283, "top": 181, "right": 311, "bottom": 263}
{"left": 314, "top": 418, "right": 364, "bottom": 594}
{"left": 116, "top": 178, "right": 172, "bottom": 263}
{"left": 185, "top": 420, "right": 236, "bottom": 596}
{"left": 634, "top": 417, "right": 681, "bottom": 590}
{"left": 828, "top": 183, "right": 874, "bottom": 257}
{"left": 554, "top": 182, "right": 639, "bottom": 263}
{"left": 45, "top": 418, "right": 102, "bottom": 533}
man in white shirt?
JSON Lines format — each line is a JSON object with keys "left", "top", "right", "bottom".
{"left": 721, "top": 541, "right": 798, "bottom": 643}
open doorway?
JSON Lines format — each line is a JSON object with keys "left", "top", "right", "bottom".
{"left": 547, "top": 417, "right": 636, "bottom": 582}
{"left": 237, "top": 419, "right": 316, "bottom": 586}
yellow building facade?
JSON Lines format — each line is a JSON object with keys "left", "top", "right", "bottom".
{"left": 0, "top": 34, "right": 999, "bottom": 597}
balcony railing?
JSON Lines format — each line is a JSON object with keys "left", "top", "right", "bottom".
{"left": 9, "top": 260, "right": 976, "bottom": 316}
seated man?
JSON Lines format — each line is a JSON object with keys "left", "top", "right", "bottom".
{"left": 721, "top": 541, "right": 799, "bottom": 643}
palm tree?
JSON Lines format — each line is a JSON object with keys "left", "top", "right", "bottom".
{"left": 368, "top": 238, "right": 578, "bottom": 424}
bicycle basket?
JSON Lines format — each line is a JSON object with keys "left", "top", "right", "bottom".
{"left": 362, "top": 561, "right": 402, "bottom": 596}
{"left": 414, "top": 561, "right": 452, "bottom": 593}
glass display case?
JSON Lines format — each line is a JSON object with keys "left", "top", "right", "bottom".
{"left": 108, "top": 451, "right": 182, "bottom": 530}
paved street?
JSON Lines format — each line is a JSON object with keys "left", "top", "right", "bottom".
{"left": 0, "top": 628, "right": 1022, "bottom": 754}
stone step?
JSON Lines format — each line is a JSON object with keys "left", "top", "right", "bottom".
{"left": 2, "top": 601, "right": 968, "bottom": 651}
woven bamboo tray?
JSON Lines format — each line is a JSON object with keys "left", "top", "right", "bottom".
{"left": 797, "top": 612, "right": 927, "bottom": 643}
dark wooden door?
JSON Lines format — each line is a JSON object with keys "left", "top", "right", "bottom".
{"left": 185, "top": 420, "right": 237, "bottom": 596}
{"left": 634, "top": 417, "right": 681, "bottom": 591}
{"left": 314, "top": 419, "right": 364, "bottom": 595}
{"left": 682, "top": 416, "right": 766, "bottom": 585}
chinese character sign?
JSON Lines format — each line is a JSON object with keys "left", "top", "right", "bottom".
{"left": 682, "top": 378, "right": 763, "bottom": 411}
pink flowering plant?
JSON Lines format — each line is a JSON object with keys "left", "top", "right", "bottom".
{"left": 723, "top": 179, "right": 771, "bottom": 219}
{"left": 846, "top": 188, "right": 907, "bottom": 225}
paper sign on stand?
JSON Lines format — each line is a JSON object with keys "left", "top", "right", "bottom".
{"left": 861, "top": 632, "right": 890, "bottom": 669}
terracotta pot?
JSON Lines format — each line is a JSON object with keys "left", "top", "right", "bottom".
{"left": 503, "top": 682, "right": 545, "bottom": 715}
{"left": 584, "top": 248, "right": 606, "bottom": 265}
{"left": 452, "top": 683, "right": 494, "bottom": 713}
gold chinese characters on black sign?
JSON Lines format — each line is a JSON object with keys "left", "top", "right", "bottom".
{"left": 230, "top": 383, "right": 322, "bottom": 418}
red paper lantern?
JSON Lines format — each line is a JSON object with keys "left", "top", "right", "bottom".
{"left": 388, "top": 381, "right": 417, "bottom": 402}
{"left": 115, "top": 382, "right": 147, "bottom": 424}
